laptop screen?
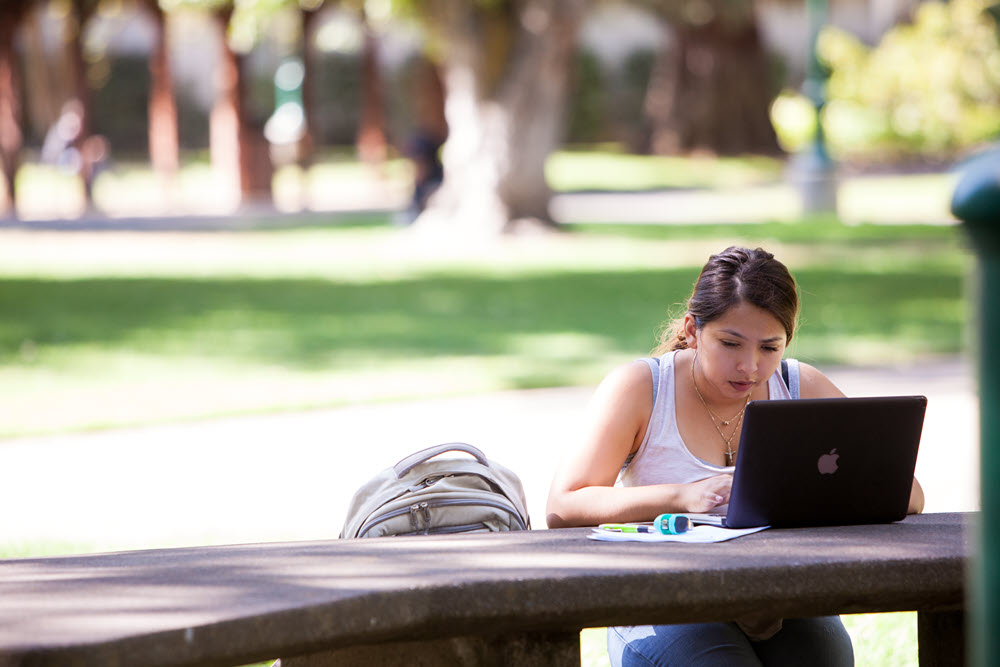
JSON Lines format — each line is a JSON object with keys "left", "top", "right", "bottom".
{"left": 723, "top": 396, "right": 926, "bottom": 528}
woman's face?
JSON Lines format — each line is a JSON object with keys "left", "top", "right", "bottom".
{"left": 685, "top": 301, "right": 788, "bottom": 400}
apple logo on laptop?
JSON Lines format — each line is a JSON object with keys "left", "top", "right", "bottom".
{"left": 817, "top": 449, "right": 840, "bottom": 475}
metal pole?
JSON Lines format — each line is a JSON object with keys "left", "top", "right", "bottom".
{"left": 951, "top": 151, "right": 1000, "bottom": 667}
{"left": 804, "top": 0, "right": 831, "bottom": 162}
{"left": 791, "top": 0, "right": 837, "bottom": 214}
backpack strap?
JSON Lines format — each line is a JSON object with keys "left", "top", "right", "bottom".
{"left": 393, "top": 442, "right": 489, "bottom": 478}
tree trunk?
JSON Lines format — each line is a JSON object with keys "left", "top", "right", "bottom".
{"left": 298, "top": 6, "right": 321, "bottom": 169}
{"left": 22, "top": 10, "right": 62, "bottom": 136}
{"left": 67, "top": 0, "right": 100, "bottom": 209}
{"left": 0, "top": 1, "right": 30, "bottom": 216}
{"left": 644, "top": 1, "right": 781, "bottom": 156}
{"left": 209, "top": 8, "right": 240, "bottom": 203}
{"left": 141, "top": 0, "right": 179, "bottom": 183}
{"left": 356, "top": 8, "right": 387, "bottom": 168}
{"left": 416, "top": 0, "right": 587, "bottom": 236}
{"left": 209, "top": 8, "right": 273, "bottom": 208}
{"left": 236, "top": 64, "right": 273, "bottom": 204}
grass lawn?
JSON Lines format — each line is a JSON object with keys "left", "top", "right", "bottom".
{"left": 0, "top": 216, "right": 971, "bottom": 438}
{"left": 545, "top": 149, "right": 786, "bottom": 190}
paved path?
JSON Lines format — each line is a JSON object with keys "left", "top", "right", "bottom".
{"left": 0, "top": 358, "right": 977, "bottom": 554}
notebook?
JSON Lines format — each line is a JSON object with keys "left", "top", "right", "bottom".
{"left": 690, "top": 395, "right": 927, "bottom": 529}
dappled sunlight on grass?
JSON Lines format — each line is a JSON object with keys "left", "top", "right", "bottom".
{"left": 13, "top": 157, "right": 416, "bottom": 220}
{"left": 843, "top": 612, "right": 918, "bottom": 667}
{"left": 14, "top": 164, "right": 86, "bottom": 219}
{"left": 581, "top": 627, "right": 612, "bottom": 667}
{"left": 838, "top": 173, "right": 960, "bottom": 225}
{"left": 546, "top": 150, "right": 785, "bottom": 191}
{"left": 0, "top": 220, "right": 971, "bottom": 437}
{"left": 9, "top": 151, "right": 959, "bottom": 227}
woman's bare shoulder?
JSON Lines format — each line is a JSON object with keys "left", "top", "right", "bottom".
{"left": 594, "top": 358, "right": 656, "bottom": 402}
{"left": 797, "top": 361, "right": 847, "bottom": 399}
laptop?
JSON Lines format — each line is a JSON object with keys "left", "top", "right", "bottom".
{"left": 691, "top": 395, "right": 927, "bottom": 529}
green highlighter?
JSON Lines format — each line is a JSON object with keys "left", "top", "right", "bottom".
{"left": 599, "top": 514, "right": 691, "bottom": 535}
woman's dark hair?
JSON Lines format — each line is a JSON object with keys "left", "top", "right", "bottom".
{"left": 653, "top": 246, "right": 799, "bottom": 354}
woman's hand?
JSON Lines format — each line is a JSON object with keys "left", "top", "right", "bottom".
{"left": 679, "top": 474, "right": 733, "bottom": 513}
{"left": 908, "top": 477, "right": 925, "bottom": 514}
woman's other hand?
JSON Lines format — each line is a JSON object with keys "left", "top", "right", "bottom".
{"left": 681, "top": 474, "right": 733, "bottom": 513}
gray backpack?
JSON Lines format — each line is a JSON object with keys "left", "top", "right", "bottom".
{"left": 340, "top": 442, "right": 531, "bottom": 538}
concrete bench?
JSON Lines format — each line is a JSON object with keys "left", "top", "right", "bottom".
{"left": 0, "top": 512, "right": 968, "bottom": 667}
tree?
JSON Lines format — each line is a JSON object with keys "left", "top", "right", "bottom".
{"left": 0, "top": 0, "right": 33, "bottom": 216}
{"left": 216, "top": 3, "right": 276, "bottom": 204}
{"left": 819, "top": 0, "right": 1000, "bottom": 158}
{"left": 401, "top": 0, "right": 589, "bottom": 235}
{"left": 138, "top": 0, "right": 180, "bottom": 187}
{"left": 66, "top": 0, "right": 104, "bottom": 209}
{"left": 356, "top": 5, "right": 388, "bottom": 167}
{"left": 298, "top": 2, "right": 324, "bottom": 168}
{"left": 162, "top": 0, "right": 276, "bottom": 206}
{"left": 637, "top": 0, "right": 781, "bottom": 156}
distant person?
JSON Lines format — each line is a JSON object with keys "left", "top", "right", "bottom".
{"left": 41, "top": 100, "right": 109, "bottom": 201}
{"left": 407, "top": 128, "right": 444, "bottom": 217}
{"left": 547, "top": 246, "right": 925, "bottom": 666}
{"left": 403, "top": 57, "right": 447, "bottom": 223}
{"left": 41, "top": 101, "right": 85, "bottom": 172}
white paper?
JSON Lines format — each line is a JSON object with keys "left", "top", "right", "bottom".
{"left": 587, "top": 525, "right": 768, "bottom": 543}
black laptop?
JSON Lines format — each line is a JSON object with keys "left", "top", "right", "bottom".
{"left": 694, "top": 395, "right": 927, "bottom": 529}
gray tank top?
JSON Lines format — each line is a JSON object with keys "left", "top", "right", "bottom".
{"left": 617, "top": 351, "right": 800, "bottom": 512}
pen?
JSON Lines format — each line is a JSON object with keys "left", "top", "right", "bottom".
{"left": 598, "top": 523, "right": 657, "bottom": 533}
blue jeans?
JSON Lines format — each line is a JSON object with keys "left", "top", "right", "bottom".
{"left": 608, "top": 617, "right": 854, "bottom": 667}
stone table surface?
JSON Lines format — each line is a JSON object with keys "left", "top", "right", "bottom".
{"left": 0, "top": 513, "right": 971, "bottom": 667}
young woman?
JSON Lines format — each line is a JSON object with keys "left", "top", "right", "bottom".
{"left": 546, "top": 246, "right": 924, "bottom": 667}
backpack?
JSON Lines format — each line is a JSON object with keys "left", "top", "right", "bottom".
{"left": 340, "top": 442, "right": 531, "bottom": 538}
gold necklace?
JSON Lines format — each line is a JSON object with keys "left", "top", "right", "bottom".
{"left": 691, "top": 354, "right": 752, "bottom": 466}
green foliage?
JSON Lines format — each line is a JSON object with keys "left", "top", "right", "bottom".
{"left": 561, "top": 49, "right": 659, "bottom": 148}
{"left": 314, "top": 51, "right": 363, "bottom": 144}
{"left": 566, "top": 51, "right": 608, "bottom": 144}
{"left": 91, "top": 55, "right": 151, "bottom": 155}
{"left": 159, "top": 0, "right": 311, "bottom": 52}
{"left": 159, "top": 0, "right": 232, "bottom": 11}
{"left": 818, "top": 0, "right": 1000, "bottom": 158}
{"left": 619, "top": 50, "right": 655, "bottom": 142}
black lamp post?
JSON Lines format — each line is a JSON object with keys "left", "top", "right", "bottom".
{"left": 952, "top": 149, "right": 1000, "bottom": 667}
{"left": 790, "top": 0, "right": 838, "bottom": 214}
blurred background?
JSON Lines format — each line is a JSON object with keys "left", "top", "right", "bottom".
{"left": 1, "top": 0, "right": 995, "bottom": 222}
{"left": 0, "top": 1, "right": 994, "bottom": 664}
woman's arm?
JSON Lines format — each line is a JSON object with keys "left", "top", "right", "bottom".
{"left": 798, "top": 362, "right": 925, "bottom": 514}
{"left": 545, "top": 361, "right": 731, "bottom": 528}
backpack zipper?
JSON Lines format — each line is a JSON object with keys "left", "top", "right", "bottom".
{"left": 357, "top": 498, "right": 525, "bottom": 537}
